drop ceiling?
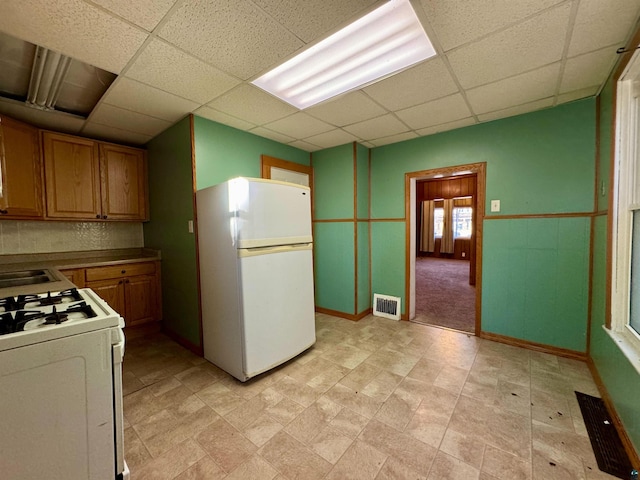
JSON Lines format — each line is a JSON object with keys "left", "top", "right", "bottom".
{"left": 0, "top": 0, "right": 638, "bottom": 151}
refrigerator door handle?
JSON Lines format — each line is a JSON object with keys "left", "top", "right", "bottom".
{"left": 238, "top": 243, "right": 312, "bottom": 258}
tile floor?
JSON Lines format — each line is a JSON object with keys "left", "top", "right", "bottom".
{"left": 123, "top": 313, "right": 618, "bottom": 480}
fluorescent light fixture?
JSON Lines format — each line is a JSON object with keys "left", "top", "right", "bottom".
{"left": 252, "top": 0, "right": 436, "bottom": 109}
{"left": 27, "top": 46, "right": 71, "bottom": 110}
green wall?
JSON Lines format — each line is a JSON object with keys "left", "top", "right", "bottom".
{"left": 313, "top": 144, "right": 354, "bottom": 220}
{"left": 368, "top": 99, "right": 596, "bottom": 352}
{"left": 193, "top": 116, "right": 309, "bottom": 188}
{"left": 312, "top": 142, "right": 371, "bottom": 316}
{"left": 589, "top": 74, "right": 640, "bottom": 452}
{"left": 144, "top": 116, "right": 200, "bottom": 346}
{"left": 482, "top": 217, "right": 590, "bottom": 351}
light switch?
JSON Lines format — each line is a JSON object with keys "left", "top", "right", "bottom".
{"left": 188, "top": 220, "right": 194, "bottom": 233}
{"left": 490, "top": 200, "right": 501, "bottom": 213}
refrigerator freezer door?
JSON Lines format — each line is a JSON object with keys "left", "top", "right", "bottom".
{"left": 238, "top": 245, "right": 315, "bottom": 379}
{"left": 233, "top": 178, "right": 312, "bottom": 248}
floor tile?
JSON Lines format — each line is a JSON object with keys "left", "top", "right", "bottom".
{"left": 259, "top": 431, "right": 332, "bottom": 480}
{"left": 122, "top": 316, "right": 611, "bottom": 480}
{"left": 325, "top": 439, "right": 387, "bottom": 479}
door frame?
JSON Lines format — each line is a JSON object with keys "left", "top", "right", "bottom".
{"left": 404, "top": 162, "right": 486, "bottom": 335}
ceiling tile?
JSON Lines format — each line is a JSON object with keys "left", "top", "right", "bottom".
{"left": 306, "top": 91, "right": 386, "bottom": 126}
{"left": 252, "top": 0, "right": 377, "bottom": 43}
{"left": 125, "top": 39, "right": 239, "bottom": 104}
{"left": 369, "top": 131, "right": 419, "bottom": 147}
{"left": 466, "top": 63, "right": 560, "bottom": 115}
{"left": 568, "top": 0, "right": 640, "bottom": 57}
{"left": 304, "top": 129, "right": 359, "bottom": 149}
{"left": 0, "top": 0, "right": 147, "bottom": 74}
{"left": 249, "top": 126, "right": 296, "bottom": 144}
{"left": 158, "top": 0, "right": 303, "bottom": 80}
{"left": 103, "top": 77, "right": 198, "bottom": 122}
{"left": 90, "top": 0, "right": 178, "bottom": 31}
{"left": 342, "top": 114, "right": 409, "bottom": 140}
{"left": 420, "top": 0, "right": 564, "bottom": 51}
{"left": 363, "top": 58, "right": 459, "bottom": 111}
{"left": 82, "top": 121, "right": 153, "bottom": 146}
{"left": 556, "top": 86, "right": 598, "bottom": 105}
{"left": 395, "top": 93, "right": 471, "bottom": 130}
{"left": 289, "top": 139, "right": 321, "bottom": 152}
{"left": 446, "top": 3, "right": 571, "bottom": 89}
{"left": 193, "top": 106, "right": 256, "bottom": 131}
{"left": 264, "top": 113, "right": 334, "bottom": 138}
{"left": 477, "top": 98, "right": 554, "bottom": 123}
{"left": 560, "top": 48, "right": 616, "bottom": 94}
{"left": 90, "top": 103, "right": 172, "bottom": 137}
{"left": 415, "top": 117, "right": 476, "bottom": 137}
{"left": 207, "top": 84, "right": 297, "bottom": 125}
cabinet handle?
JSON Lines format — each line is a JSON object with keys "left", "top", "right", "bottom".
{"left": 118, "top": 280, "right": 123, "bottom": 284}
{"left": 0, "top": 209, "right": 8, "bottom": 215}
{"left": 102, "top": 215, "right": 108, "bottom": 219}
{"left": 96, "top": 214, "right": 100, "bottom": 219}
{"left": 121, "top": 270, "right": 126, "bottom": 274}
{"left": 125, "top": 279, "right": 130, "bottom": 284}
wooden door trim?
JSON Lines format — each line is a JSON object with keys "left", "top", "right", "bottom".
{"left": 405, "top": 162, "right": 486, "bottom": 335}
{"left": 261, "top": 155, "right": 313, "bottom": 178}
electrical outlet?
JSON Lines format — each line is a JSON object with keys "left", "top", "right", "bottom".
{"left": 462, "top": 252, "right": 466, "bottom": 258}
{"left": 490, "top": 200, "right": 500, "bottom": 212}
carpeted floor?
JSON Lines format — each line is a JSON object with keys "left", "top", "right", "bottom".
{"left": 412, "top": 257, "right": 476, "bottom": 333}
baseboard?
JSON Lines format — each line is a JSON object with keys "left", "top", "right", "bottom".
{"left": 315, "top": 306, "right": 372, "bottom": 321}
{"left": 162, "top": 325, "right": 204, "bottom": 356}
{"left": 587, "top": 357, "right": 640, "bottom": 470}
{"left": 124, "top": 321, "right": 161, "bottom": 340}
{"left": 479, "top": 331, "right": 587, "bottom": 361}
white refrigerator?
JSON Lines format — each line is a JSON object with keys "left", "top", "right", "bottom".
{"left": 196, "top": 177, "right": 316, "bottom": 381}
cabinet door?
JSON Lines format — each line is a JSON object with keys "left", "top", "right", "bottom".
{"left": 58, "top": 268, "right": 86, "bottom": 288}
{"left": 87, "top": 278, "right": 126, "bottom": 316}
{"left": 43, "top": 132, "right": 101, "bottom": 219}
{"left": 0, "top": 116, "right": 43, "bottom": 218}
{"left": 124, "top": 275, "right": 157, "bottom": 326}
{"left": 99, "top": 144, "right": 147, "bottom": 221}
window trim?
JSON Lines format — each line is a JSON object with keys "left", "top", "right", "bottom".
{"left": 609, "top": 51, "right": 640, "bottom": 374}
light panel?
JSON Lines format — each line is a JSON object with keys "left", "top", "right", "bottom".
{"left": 252, "top": 0, "right": 435, "bottom": 109}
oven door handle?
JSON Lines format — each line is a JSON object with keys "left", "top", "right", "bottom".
{"left": 112, "top": 324, "right": 126, "bottom": 477}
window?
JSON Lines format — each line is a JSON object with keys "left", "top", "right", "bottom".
{"left": 611, "top": 52, "right": 640, "bottom": 372}
{"left": 433, "top": 208, "right": 443, "bottom": 238}
{"left": 453, "top": 207, "right": 473, "bottom": 238}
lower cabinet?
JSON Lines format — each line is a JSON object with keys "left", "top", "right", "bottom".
{"left": 59, "top": 261, "right": 161, "bottom": 327}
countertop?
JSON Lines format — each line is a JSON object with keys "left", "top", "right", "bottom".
{"left": 0, "top": 248, "right": 161, "bottom": 297}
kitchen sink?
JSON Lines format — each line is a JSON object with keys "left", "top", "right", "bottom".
{"left": 0, "top": 269, "right": 53, "bottom": 288}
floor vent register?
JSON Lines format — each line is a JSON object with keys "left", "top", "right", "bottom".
{"left": 575, "top": 391, "right": 636, "bottom": 479}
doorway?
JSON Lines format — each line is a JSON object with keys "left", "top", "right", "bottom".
{"left": 404, "top": 163, "right": 486, "bottom": 335}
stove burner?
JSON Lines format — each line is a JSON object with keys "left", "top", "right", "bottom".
{"left": 0, "top": 310, "right": 45, "bottom": 334}
{"left": 0, "top": 296, "right": 18, "bottom": 313}
{"left": 38, "top": 291, "right": 63, "bottom": 306}
{"left": 43, "top": 306, "right": 69, "bottom": 325}
{"left": 36, "top": 288, "right": 83, "bottom": 307}
{"left": 14, "top": 294, "right": 40, "bottom": 310}
{"left": 65, "top": 301, "right": 97, "bottom": 319}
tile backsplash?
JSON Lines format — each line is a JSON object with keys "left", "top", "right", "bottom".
{"left": 0, "top": 221, "right": 144, "bottom": 255}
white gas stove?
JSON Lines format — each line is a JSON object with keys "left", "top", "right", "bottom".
{"left": 0, "top": 287, "right": 130, "bottom": 479}
{"left": 0, "top": 287, "right": 123, "bottom": 350}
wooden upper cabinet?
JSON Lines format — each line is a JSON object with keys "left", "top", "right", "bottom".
{"left": 100, "top": 144, "right": 147, "bottom": 221}
{"left": 0, "top": 116, "right": 44, "bottom": 218}
{"left": 42, "top": 131, "right": 148, "bottom": 221}
{"left": 43, "top": 131, "right": 101, "bottom": 219}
